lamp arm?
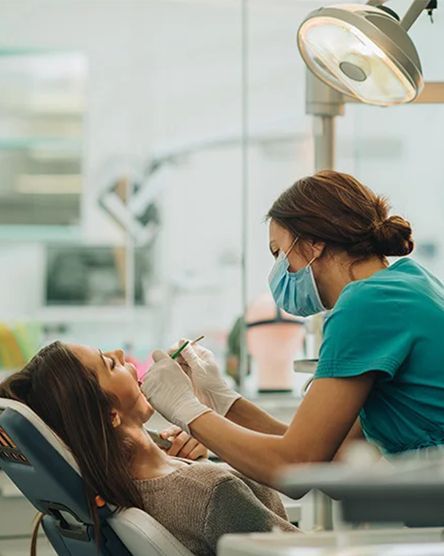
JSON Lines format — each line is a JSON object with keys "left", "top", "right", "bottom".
{"left": 400, "top": 0, "right": 432, "bottom": 30}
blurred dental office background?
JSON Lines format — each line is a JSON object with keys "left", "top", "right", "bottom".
{"left": 0, "top": 1, "right": 443, "bottom": 552}
{"left": 0, "top": 0, "right": 443, "bottom": 399}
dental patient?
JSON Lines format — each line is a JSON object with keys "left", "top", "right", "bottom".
{"left": 0, "top": 341, "right": 297, "bottom": 555}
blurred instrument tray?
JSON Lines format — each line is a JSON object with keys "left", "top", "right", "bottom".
{"left": 293, "top": 358, "right": 318, "bottom": 374}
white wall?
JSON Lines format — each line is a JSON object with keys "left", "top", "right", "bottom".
{"left": 0, "top": 0, "right": 316, "bottom": 347}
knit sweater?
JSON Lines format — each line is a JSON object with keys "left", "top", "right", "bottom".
{"left": 133, "top": 459, "right": 298, "bottom": 555}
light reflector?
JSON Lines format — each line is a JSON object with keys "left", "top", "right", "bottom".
{"left": 298, "top": 4, "right": 424, "bottom": 106}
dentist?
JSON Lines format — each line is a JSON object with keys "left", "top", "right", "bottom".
{"left": 143, "top": 170, "right": 444, "bottom": 486}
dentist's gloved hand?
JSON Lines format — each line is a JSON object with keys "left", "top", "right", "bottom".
{"left": 142, "top": 350, "right": 211, "bottom": 434}
{"left": 173, "top": 340, "right": 242, "bottom": 416}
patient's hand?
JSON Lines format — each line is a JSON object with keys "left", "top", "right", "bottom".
{"left": 160, "top": 425, "right": 209, "bottom": 460}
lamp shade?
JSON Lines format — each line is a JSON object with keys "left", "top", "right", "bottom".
{"left": 297, "top": 4, "right": 424, "bottom": 106}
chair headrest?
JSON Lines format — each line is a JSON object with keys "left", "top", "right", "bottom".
{"left": 0, "top": 397, "right": 93, "bottom": 523}
{"left": 0, "top": 397, "right": 79, "bottom": 472}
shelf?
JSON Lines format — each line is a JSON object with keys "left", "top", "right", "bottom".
{"left": 0, "top": 138, "right": 81, "bottom": 152}
{"left": 0, "top": 47, "right": 69, "bottom": 56}
{"left": 293, "top": 359, "right": 318, "bottom": 374}
{"left": 37, "top": 306, "right": 154, "bottom": 323}
{"left": 0, "top": 225, "right": 80, "bottom": 242}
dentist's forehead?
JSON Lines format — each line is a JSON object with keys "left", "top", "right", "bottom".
{"left": 269, "top": 220, "right": 294, "bottom": 245}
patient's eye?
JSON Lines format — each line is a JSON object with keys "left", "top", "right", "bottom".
{"left": 107, "top": 356, "right": 116, "bottom": 370}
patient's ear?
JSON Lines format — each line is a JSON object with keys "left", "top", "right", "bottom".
{"left": 110, "top": 409, "right": 121, "bottom": 428}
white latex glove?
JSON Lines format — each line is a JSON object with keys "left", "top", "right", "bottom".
{"left": 141, "top": 350, "right": 211, "bottom": 433}
{"left": 174, "top": 340, "right": 242, "bottom": 416}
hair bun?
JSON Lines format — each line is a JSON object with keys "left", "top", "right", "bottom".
{"left": 373, "top": 215, "right": 414, "bottom": 256}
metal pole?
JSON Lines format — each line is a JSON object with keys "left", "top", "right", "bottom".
{"left": 313, "top": 115, "right": 335, "bottom": 171}
{"left": 306, "top": 70, "right": 344, "bottom": 360}
{"left": 239, "top": 0, "right": 249, "bottom": 397}
{"left": 302, "top": 71, "right": 345, "bottom": 532}
{"left": 306, "top": 69, "right": 344, "bottom": 172}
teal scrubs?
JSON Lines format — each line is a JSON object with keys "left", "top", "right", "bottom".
{"left": 315, "top": 258, "right": 444, "bottom": 454}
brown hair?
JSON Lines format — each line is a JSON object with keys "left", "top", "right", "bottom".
{"left": 0, "top": 341, "right": 144, "bottom": 542}
{"left": 267, "top": 170, "right": 414, "bottom": 259}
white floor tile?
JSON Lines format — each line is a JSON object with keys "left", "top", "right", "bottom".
{"left": 0, "top": 536, "right": 56, "bottom": 556}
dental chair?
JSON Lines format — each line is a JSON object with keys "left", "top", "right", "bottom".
{"left": 0, "top": 398, "right": 193, "bottom": 556}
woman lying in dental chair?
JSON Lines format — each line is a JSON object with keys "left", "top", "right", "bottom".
{"left": 0, "top": 341, "right": 297, "bottom": 555}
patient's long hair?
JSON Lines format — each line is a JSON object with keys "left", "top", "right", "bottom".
{"left": 0, "top": 341, "right": 144, "bottom": 516}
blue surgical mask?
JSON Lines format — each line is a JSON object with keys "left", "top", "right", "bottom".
{"left": 268, "top": 239, "right": 326, "bottom": 317}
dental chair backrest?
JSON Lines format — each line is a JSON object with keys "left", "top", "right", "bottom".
{"left": 0, "top": 398, "right": 194, "bottom": 556}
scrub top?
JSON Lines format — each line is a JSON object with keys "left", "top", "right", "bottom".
{"left": 315, "top": 257, "right": 444, "bottom": 454}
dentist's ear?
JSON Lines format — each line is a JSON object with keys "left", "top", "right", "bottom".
{"left": 310, "top": 240, "right": 326, "bottom": 260}
{"left": 110, "top": 410, "right": 121, "bottom": 428}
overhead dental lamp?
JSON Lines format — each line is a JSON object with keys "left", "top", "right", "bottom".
{"left": 297, "top": 2, "right": 435, "bottom": 106}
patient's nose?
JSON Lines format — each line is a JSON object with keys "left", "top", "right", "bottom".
{"left": 112, "top": 348, "right": 125, "bottom": 365}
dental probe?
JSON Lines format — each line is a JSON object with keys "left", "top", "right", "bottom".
{"left": 171, "top": 341, "right": 190, "bottom": 360}
{"left": 191, "top": 335, "right": 205, "bottom": 345}
{"left": 170, "top": 335, "right": 205, "bottom": 360}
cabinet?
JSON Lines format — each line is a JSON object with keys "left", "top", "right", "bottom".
{"left": 0, "top": 50, "right": 86, "bottom": 239}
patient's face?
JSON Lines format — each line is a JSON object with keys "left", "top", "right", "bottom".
{"left": 67, "top": 343, "right": 154, "bottom": 425}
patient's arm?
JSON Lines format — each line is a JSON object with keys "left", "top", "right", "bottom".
{"left": 226, "top": 398, "right": 287, "bottom": 435}
{"left": 204, "top": 476, "right": 297, "bottom": 553}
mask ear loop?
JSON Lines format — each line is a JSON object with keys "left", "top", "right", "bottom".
{"left": 307, "top": 255, "right": 317, "bottom": 267}
{"left": 306, "top": 253, "right": 326, "bottom": 310}
{"left": 285, "top": 238, "right": 318, "bottom": 270}
{"left": 285, "top": 238, "right": 319, "bottom": 269}
{"left": 284, "top": 236, "right": 299, "bottom": 258}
